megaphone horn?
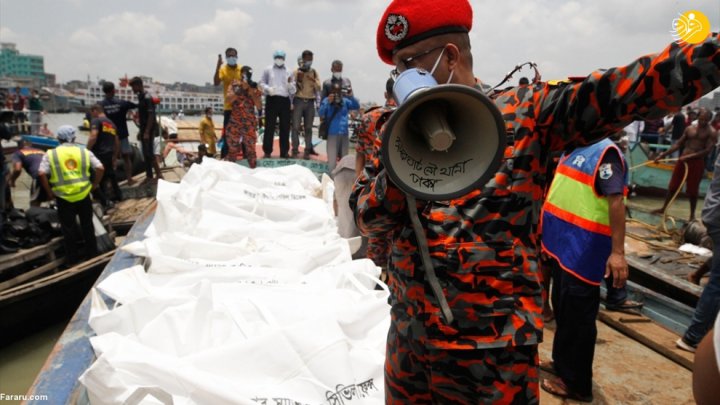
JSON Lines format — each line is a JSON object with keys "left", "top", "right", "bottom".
{"left": 382, "top": 68, "right": 506, "bottom": 201}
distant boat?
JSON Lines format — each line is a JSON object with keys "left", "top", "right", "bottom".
{"left": 626, "top": 142, "right": 712, "bottom": 197}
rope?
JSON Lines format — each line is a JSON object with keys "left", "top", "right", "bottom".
{"left": 656, "top": 161, "right": 688, "bottom": 234}
{"left": 627, "top": 154, "right": 686, "bottom": 234}
{"left": 629, "top": 157, "right": 679, "bottom": 170}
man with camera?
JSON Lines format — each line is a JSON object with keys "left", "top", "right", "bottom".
{"left": 319, "top": 82, "right": 359, "bottom": 173}
{"left": 321, "top": 60, "right": 352, "bottom": 99}
{"left": 260, "top": 50, "right": 296, "bottom": 159}
{"left": 292, "top": 50, "right": 321, "bottom": 159}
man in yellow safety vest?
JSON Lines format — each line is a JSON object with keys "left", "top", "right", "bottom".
{"left": 38, "top": 125, "right": 105, "bottom": 265}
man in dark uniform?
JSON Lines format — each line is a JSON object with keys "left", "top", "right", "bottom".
{"left": 101, "top": 82, "right": 137, "bottom": 185}
{"left": 350, "top": 0, "right": 720, "bottom": 402}
{"left": 8, "top": 138, "right": 47, "bottom": 207}
{"left": 129, "top": 77, "right": 163, "bottom": 183}
{"left": 88, "top": 104, "right": 122, "bottom": 208}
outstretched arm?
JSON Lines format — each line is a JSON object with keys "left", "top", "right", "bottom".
{"left": 532, "top": 33, "right": 720, "bottom": 151}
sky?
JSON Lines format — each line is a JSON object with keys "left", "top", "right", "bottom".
{"left": 1, "top": 0, "right": 719, "bottom": 105}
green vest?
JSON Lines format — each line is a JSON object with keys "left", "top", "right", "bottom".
{"left": 48, "top": 145, "right": 92, "bottom": 202}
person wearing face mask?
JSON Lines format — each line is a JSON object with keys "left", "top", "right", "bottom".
{"left": 213, "top": 47, "right": 243, "bottom": 132}
{"left": 292, "top": 50, "right": 321, "bottom": 159}
{"left": 198, "top": 107, "right": 217, "bottom": 156}
{"left": 349, "top": 0, "right": 720, "bottom": 403}
{"left": 321, "top": 60, "right": 353, "bottom": 99}
{"left": 260, "top": 50, "right": 296, "bottom": 159}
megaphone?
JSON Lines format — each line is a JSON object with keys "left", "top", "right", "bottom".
{"left": 381, "top": 68, "right": 506, "bottom": 200}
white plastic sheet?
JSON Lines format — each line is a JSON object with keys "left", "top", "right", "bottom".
{"left": 80, "top": 161, "right": 389, "bottom": 405}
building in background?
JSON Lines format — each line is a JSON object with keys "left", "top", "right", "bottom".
{"left": 0, "top": 42, "right": 48, "bottom": 88}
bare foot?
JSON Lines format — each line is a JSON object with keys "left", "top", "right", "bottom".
{"left": 687, "top": 272, "right": 701, "bottom": 285}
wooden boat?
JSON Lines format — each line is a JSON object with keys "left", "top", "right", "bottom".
{"left": 0, "top": 247, "right": 113, "bottom": 347}
{"left": 626, "top": 142, "right": 712, "bottom": 197}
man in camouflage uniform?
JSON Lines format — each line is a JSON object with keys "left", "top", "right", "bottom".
{"left": 355, "top": 77, "right": 397, "bottom": 270}
{"left": 350, "top": 0, "right": 720, "bottom": 403}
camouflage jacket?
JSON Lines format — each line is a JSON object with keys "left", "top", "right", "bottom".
{"left": 356, "top": 102, "right": 396, "bottom": 162}
{"left": 351, "top": 34, "right": 720, "bottom": 350}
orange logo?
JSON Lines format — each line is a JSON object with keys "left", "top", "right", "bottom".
{"left": 671, "top": 10, "right": 711, "bottom": 44}
{"left": 65, "top": 158, "right": 78, "bottom": 171}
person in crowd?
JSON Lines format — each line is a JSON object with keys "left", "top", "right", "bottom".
{"left": 8, "top": 138, "right": 47, "bottom": 207}
{"left": 692, "top": 314, "right": 720, "bottom": 405}
{"left": 129, "top": 76, "right": 163, "bottom": 183}
{"left": 38, "top": 123, "right": 54, "bottom": 137}
{"left": 213, "top": 47, "right": 243, "bottom": 131}
{"left": 226, "top": 71, "right": 262, "bottom": 167}
{"left": 653, "top": 108, "right": 718, "bottom": 221}
{"left": 38, "top": 125, "right": 104, "bottom": 265}
{"left": 260, "top": 50, "right": 295, "bottom": 158}
{"left": 355, "top": 78, "right": 396, "bottom": 177}
{"left": 292, "top": 50, "right": 322, "bottom": 159}
{"left": 11, "top": 86, "right": 28, "bottom": 133}
{"left": 88, "top": 104, "right": 122, "bottom": 208}
{"left": 322, "top": 60, "right": 352, "bottom": 99}
{"left": 350, "top": 0, "right": 720, "bottom": 402}
{"left": 354, "top": 78, "right": 397, "bottom": 278}
{"left": 198, "top": 106, "right": 217, "bottom": 156}
{"left": 678, "top": 150, "right": 720, "bottom": 354}
{"left": 319, "top": 81, "right": 359, "bottom": 173}
{"left": 28, "top": 89, "right": 43, "bottom": 134}
{"left": 665, "top": 110, "right": 687, "bottom": 158}
{"left": 540, "top": 138, "right": 630, "bottom": 402}
{"left": 101, "top": 81, "right": 137, "bottom": 185}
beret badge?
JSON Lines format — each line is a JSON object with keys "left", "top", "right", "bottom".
{"left": 385, "top": 14, "right": 409, "bottom": 42}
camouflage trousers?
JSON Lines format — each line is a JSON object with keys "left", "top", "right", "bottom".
{"left": 385, "top": 321, "right": 539, "bottom": 404}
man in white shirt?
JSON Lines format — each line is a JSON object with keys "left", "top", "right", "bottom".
{"left": 260, "top": 50, "right": 296, "bottom": 159}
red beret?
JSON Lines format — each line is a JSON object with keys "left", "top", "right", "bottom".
{"left": 376, "top": 0, "right": 473, "bottom": 65}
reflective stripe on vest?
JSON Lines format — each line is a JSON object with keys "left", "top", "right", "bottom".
{"left": 48, "top": 145, "right": 92, "bottom": 202}
{"left": 541, "top": 139, "right": 627, "bottom": 285}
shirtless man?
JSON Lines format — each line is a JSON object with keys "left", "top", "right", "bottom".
{"left": 654, "top": 109, "right": 718, "bottom": 220}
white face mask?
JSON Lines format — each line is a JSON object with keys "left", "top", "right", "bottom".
{"left": 429, "top": 45, "right": 454, "bottom": 84}
{"left": 332, "top": 72, "right": 342, "bottom": 80}
{"left": 274, "top": 58, "right": 285, "bottom": 67}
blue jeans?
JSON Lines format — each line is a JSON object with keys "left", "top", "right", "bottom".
{"left": 684, "top": 225, "right": 720, "bottom": 345}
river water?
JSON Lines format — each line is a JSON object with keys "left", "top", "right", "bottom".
{"left": 0, "top": 112, "right": 213, "bottom": 403}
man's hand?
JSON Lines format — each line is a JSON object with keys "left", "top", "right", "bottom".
{"left": 605, "top": 252, "right": 628, "bottom": 288}
{"left": 216, "top": 54, "right": 223, "bottom": 70}
{"left": 328, "top": 94, "right": 336, "bottom": 103}
{"left": 297, "top": 71, "right": 304, "bottom": 82}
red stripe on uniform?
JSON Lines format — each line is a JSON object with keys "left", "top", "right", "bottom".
{"left": 543, "top": 202, "right": 611, "bottom": 235}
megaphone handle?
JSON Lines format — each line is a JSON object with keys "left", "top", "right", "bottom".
{"left": 406, "top": 193, "right": 455, "bottom": 325}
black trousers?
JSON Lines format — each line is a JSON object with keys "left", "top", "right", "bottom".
{"left": 263, "top": 96, "right": 291, "bottom": 156}
{"left": 57, "top": 195, "right": 97, "bottom": 264}
{"left": 550, "top": 258, "right": 599, "bottom": 397}
{"left": 140, "top": 136, "right": 155, "bottom": 178}
{"left": 94, "top": 152, "right": 122, "bottom": 205}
